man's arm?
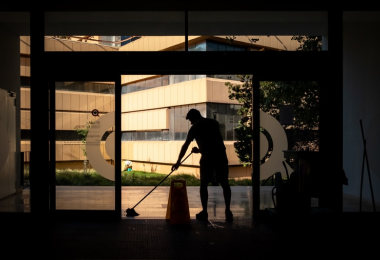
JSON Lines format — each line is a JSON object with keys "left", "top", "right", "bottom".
{"left": 171, "top": 139, "right": 192, "bottom": 171}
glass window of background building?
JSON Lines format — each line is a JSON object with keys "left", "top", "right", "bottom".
{"left": 122, "top": 74, "right": 241, "bottom": 94}
{"left": 121, "top": 103, "right": 241, "bottom": 141}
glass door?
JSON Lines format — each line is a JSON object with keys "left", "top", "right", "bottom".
{"left": 53, "top": 81, "right": 116, "bottom": 213}
{"left": 120, "top": 74, "right": 254, "bottom": 219}
{"left": 259, "top": 80, "right": 321, "bottom": 214}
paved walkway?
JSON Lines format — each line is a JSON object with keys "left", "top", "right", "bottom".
{"left": 54, "top": 186, "right": 271, "bottom": 219}
{"left": 0, "top": 185, "right": 378, "bottom": 216}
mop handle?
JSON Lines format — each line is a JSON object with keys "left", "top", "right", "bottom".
{"left": 131, "top": 152, "right": 193, "bottom": 209}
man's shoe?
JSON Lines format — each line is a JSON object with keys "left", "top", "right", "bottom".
{"left": 225, "top": 210, "right": 233, "bottom": 222}
{"left": 196, "top": 211, "right": 208, "bottom": 220}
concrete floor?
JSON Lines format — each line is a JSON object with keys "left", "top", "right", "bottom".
{"left": 1, "top": 185, "right": 380, "bottom": 259}
{"left": 0, "top": 185, "right": 377, "bottom": 216}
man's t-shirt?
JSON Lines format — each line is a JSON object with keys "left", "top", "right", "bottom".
{"left": 187, "top": 117, "right": 227, "bottom": 164}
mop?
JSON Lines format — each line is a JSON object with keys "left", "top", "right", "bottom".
{"left": 126, "top": 152, "right": 193, "bottom": 217}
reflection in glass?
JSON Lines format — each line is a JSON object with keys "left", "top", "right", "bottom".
{"left": 55, "top": 81, "right": 115, "bottom": 211}
{"left": 259, "top": 80, "right": 320, "bottom": 210}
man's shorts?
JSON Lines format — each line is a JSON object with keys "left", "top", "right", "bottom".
{"left": 199, "top": 154, "right": 229, "bottom": 184}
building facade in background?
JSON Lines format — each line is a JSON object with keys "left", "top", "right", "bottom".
{"left": 19, "top": 35, "right": 300, "bottom": 179}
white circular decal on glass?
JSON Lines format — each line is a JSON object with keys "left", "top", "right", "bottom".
{"left": 86, "top": 111, "right": 115, "bottom": 181}
{"left": 260, "top": 110, "right": 293, "bottom": 180}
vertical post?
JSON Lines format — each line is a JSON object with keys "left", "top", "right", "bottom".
{"left": 185, "top": 10, "right": 188, "bottom": 52}
{"left": 252, "top": 75, "right": 260, "bottom": 219}
{"left": 212, "top": 111, "right": 218, "bottom": 186}
{"left": 20, "top": 152, "right": 24, "bottom": 189}
{"left": 115, "top": 74, "right": 122, "bottom": 219}
{"left": 30, "top": 10, "right": 49, "bottom": 215}
{"left": 49, "top": 81, "right": 56, "bottom": 211}
{"left": 318, "top": 10, "right": 343, "bottom": 212}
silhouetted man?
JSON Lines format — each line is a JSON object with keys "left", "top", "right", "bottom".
{"left": 171, "top": 108, "right": 233, "bottom": 222}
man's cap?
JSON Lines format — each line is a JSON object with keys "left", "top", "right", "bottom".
{"left": 186, "top": 108, "right": 201, "bottom": 120}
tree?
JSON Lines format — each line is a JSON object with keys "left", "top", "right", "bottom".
{"left": 75, "top": 120, "right": 95, "bottom": 171}
{"left": 225, "top": 35, "right": 322, "bottom": 166}
{"left": 75, "top": 120, "right": 94, "bottom": 157}
{"left": 54, "top": 36, "right": 71, "bottom": 40}
{"left": 260, "top": 80, "right": 320, "bottom": 151}
{"left": 225, "top": 75, "right": 253, "bottom": 167}
{"left": 291, "top": 35, "right": 322, "bottom": 51}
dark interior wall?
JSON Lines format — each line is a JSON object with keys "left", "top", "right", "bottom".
{"left": 0, "top": 25, "right": 20, "bottom": 97}
{"left": 343, "top": 17, "right": 380, "bottom": 207}
{"left": 0, "top": 24, "right": 22, "bottom": 193}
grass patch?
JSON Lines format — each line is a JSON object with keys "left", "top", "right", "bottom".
{"left": 122, "top": 171, "right": 201, "bottom": 186}
{"left": 55, "top": 169, "right": 254, "bottom": 186}
{"left": 229, "top": 178, "right": 253, "bottom": 186}
{"left": 56, "top": 169, "right": 115, "bottom": 186}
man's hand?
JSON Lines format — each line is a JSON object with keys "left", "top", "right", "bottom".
{"left": 191, "top": 147, "right": 200, "bottom": 154}
{"left": 171, "top": 162, "right": 181, "bottom": 171}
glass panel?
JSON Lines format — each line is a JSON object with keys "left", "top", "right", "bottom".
{"left": 121, "top": 132, "right": 131, "bottom": 141}
{"left": 188, "top": 35, "right": 322, "bottom": 52}
{"left": 189, "top": 41, "right": 207, "bottom": 51}
{"left": 169, "top": 107, "right": 175, "bottom": 140}
{"left": 258, "top": 80, "right": 320, "bottom": 213}
{"left": 207, "top": 41, "right": 218, "bottom": 51}
{"left": 137, "top": 132, "right": 145, "bottom": 140}
{"left": 206, "top": 103, "right": 217, "bottom": 119}
{"left": 45, "top": 11, "right": 185, "bottom": 52}
{"left": 55, "top": 81, "right": 115, "bottom": 211}
{"left": 162, "top": 130, "right": 169, "bottom": 141}
{"left": 181, "top": 106, "right": 188, "bottom": 139}
{"left": 195, "top": 103, "right": 207, "bottom": 118}
{"left": 226, "top": 114, "right": 234, "bottom": 140}
{"left": 120, "top": 74, "right": 251, "bottom": 219}
{"left": 162, "top": 75, "right": 169, "bottom": 86}
{"left": 174, "top": 106, "right": 181, "bottom": 140}
{"left": 188, "top": 11, "right": 327, "bottom": 51}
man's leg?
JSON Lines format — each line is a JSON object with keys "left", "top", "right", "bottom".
{"left": 218, "top": 163, "right": 233, "bottom": 221}
{"left": 196, "top": 164, "right": 210, "bottom": 220}
{"left": 220, "top": 181, "right": 233, "bottom": 221}
{"left": 220, "top": 182, "right": 231, "bottom": 210}
{"left": 196, "top": 181, "right": 209, "bottom": 220}
{"left": 200, "top": 181, "right": 208, "bottom": 212}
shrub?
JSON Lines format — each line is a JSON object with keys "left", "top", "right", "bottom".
{"left": 56, "top": 169, "right": 114, "bottom": 186}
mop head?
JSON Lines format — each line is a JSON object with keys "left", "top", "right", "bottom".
{"left": 126, "top": 208, "right": 140, "bottom": 217}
